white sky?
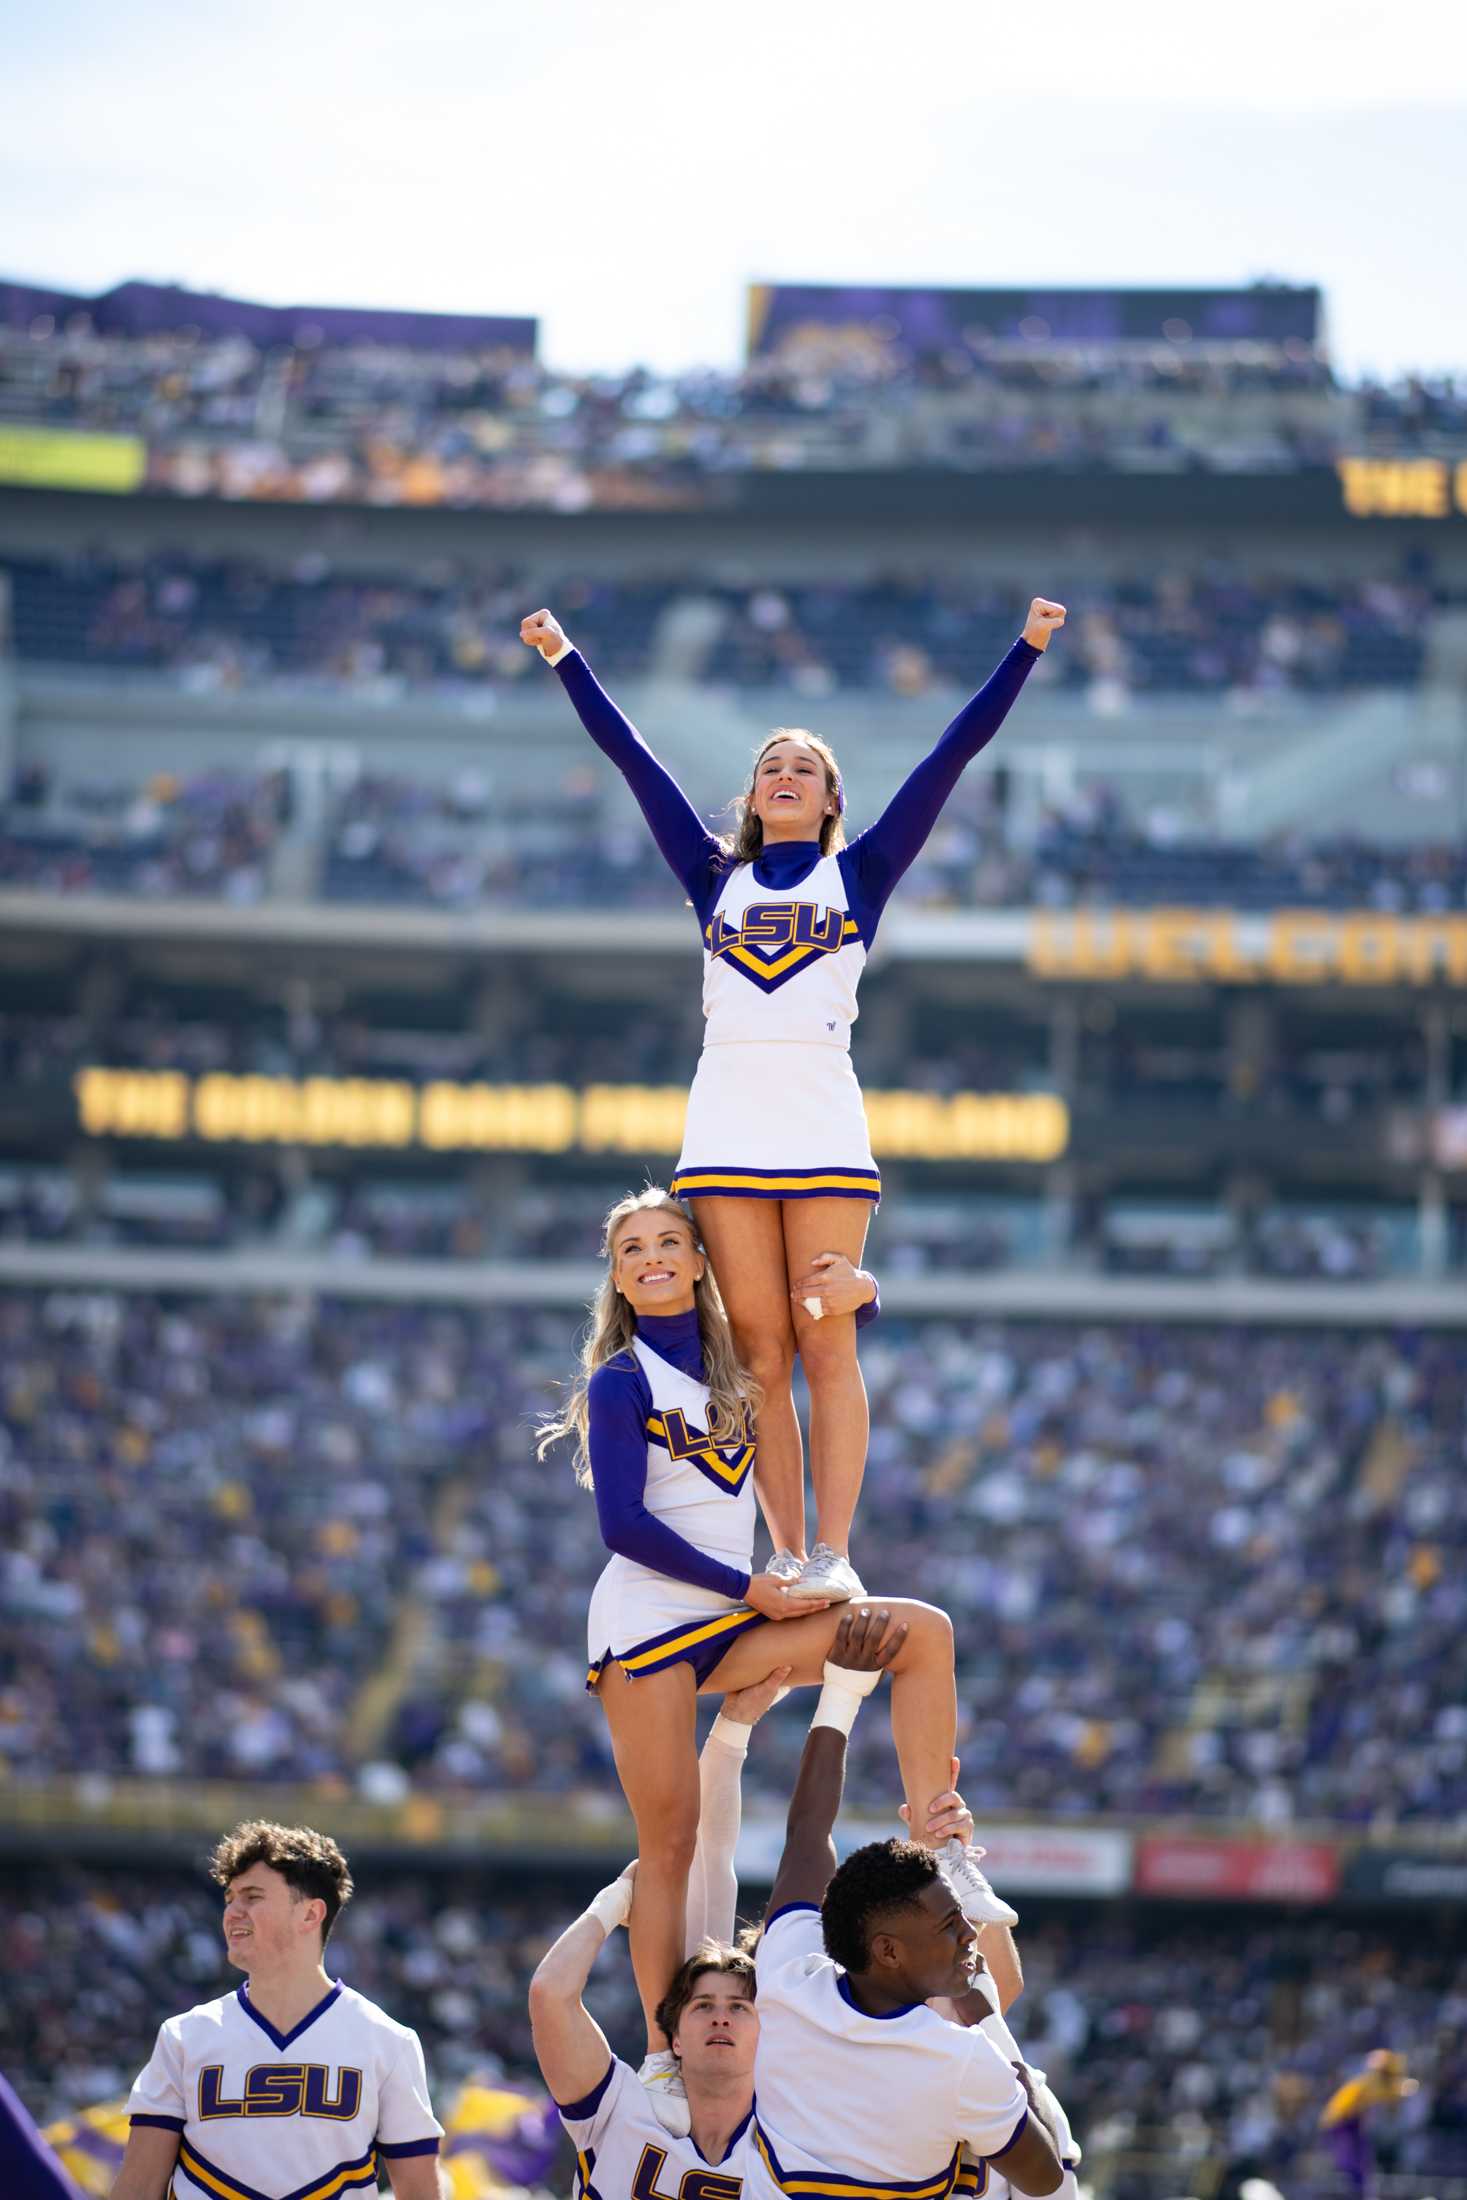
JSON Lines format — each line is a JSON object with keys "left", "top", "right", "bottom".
{"left": 3, "top": 0, "right": 1465, "bottom": 381}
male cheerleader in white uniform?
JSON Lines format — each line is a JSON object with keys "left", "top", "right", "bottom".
{"left": 110, "top": 1821, "right": 443, "bottom": 2200}
{"left": 750, "top": 1609, "right": 1066, "bottom": 2200}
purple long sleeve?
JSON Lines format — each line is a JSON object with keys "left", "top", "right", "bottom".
{"left": 840, "top": 637, "right": 1041, "bottom": 942}
{"left": 587, "top": 1358, "right": 752, "bottom": 1601}
{"left": 553, "top": 649, "right": 727, "bottom": 924}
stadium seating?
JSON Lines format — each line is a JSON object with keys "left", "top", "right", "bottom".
{"left": 4, "top": 314, "right": 1466, "bottom": 487}
{"left": 3, "top": 1291, "right": 1464, "bottom": 1827}
{"left": 7, "top": 733, "right": 1466, "bottom": 915}
{"left": 4, "top": 553, "right": 1431, "bottom": 696}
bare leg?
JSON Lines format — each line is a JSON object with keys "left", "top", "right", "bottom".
{"left": 702, "top": 1595, "right": 957, "bottom": 1845}
{"left": 784, "top": 1198, "right": 871, "bottom": 1560}
{"left": 595, "top": 1660, "right": 700, "bottom": 2050}
{"left": 692, "top": 1195, "right": 804, "bottom": 1559}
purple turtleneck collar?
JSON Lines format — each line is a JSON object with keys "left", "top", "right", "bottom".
{"left": 751, "top": 838, "right": 823, "bottom": 890}
{"left": 634, "top": 1306, "right": 705, "bottom": 1380}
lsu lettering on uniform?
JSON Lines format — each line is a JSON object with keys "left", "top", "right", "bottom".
{"left": 750, "top": 1907, "right": 1031, "bottom": 2200}
{"left": 587, "top": 1334, "right": 763, "bottom": 1689}
{"left": 559, "top": 2058, "right": 755, "bottom": 2200}
{"left": 127, "top": 1979, "right": 442, "bottom": 2200}
{"left": 548, "top": 634, "right": 1042, "bottom": 1207}
{"left": 673, "top": 852, "right": 879, "bottom": 1205}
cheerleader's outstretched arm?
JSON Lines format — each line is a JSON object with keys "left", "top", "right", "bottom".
{"left": 843, "top": 600, "right": 1065, "bottom": 932}
{"left": 522, "top": 608, "right": 724, "bottom": 916}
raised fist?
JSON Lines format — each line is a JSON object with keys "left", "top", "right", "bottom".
{"left": 520, "top": 608, "right": 568, "bottom": 660}
{"left": 1022, "top": 598, "right": 1067, "bottom": 651}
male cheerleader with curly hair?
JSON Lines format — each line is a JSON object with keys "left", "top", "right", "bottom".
{"left": 110, "top": 1820, "right": 443, "bottom": 2200}
{"left": 751, "top": 1609, "right": 1066, "bottom": 2200}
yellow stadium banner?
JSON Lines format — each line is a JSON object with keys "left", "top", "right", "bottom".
{"left": 42, "top": 2098, "right": 131, "bottom": 2192}
{"left": 0, "top": 421, "right": 147, "bottom": 493}
{"left": 1028, "top": 908, "right": 1467, "bottom": 987}
{"left": 73, "top": 1067, "right": 1069, "bottom": 1163}
{"left": 1337, "top": 454, "right": 1467, "bottom": 519}
{"left": 441, "top": 2081, "right": 563, "bottom": 2200}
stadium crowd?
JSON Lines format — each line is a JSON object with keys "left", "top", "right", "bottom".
{"left": 3, "top": 1290, "right": 1465, "bottom": 1829}
{"left": 5, "top": 308, "right": 1467, "bottom": 497}
{"left": 4, "top": 1863, "right": 1466, "bottom": 2200}
{"left": 7, "top": 552, "right": 1433, "bottom": 698}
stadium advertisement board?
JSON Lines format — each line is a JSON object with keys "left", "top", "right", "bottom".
{"left": 1135, "top": 1836, "right": 1341, "bottom": 1902}
{"left": 0, "top": 422, "right": 146, "bottom": 493}
{"left": 1342, "top": 1848, "right": 1467, "bottom": 1904}
{"left": 951, "top": 1825, "right": 1133, "bottom": 1896}
{"left": 736, "top": 1818, "right": 1132, "bottom": 1893}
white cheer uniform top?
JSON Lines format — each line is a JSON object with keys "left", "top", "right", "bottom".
{"left": 560, "top": 2056, "right": 757, "bottom": 2200}
{"left": 586, "top": 1333, "right": 761, "bottom": 1685}
{"left": 127, "top": 1978, "right": 442, "bottom": 2200}
{"left": 702, "top": 853, "right": 864, "bottom": 1050}
{"left": 629, "top": 1335, "right": 757, "bottom": 1568}
{"left": 752, "top": 1907, "right": 1029, "bottom": 2200}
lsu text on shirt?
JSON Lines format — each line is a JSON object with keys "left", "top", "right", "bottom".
{"left": 559, "top": 2056, "right": 757, "bottom": 2200}
{"left": 702, "top": 853, "right": 864, "bottom": 1050}
{"left": 127, "top": 1979, "right": 442, "bottom": 2200}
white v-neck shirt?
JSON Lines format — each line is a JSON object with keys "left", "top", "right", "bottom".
{"left": 127, "top": 1978, "right": 442, "bottom": 2200}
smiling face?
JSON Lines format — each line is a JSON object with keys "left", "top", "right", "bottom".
{"left": 750, "top": 734, "right": 839, "bottom": 843}
{"left": 870, "top": 1877, "right": 980, "bottom": 2002}
{"left": 609, "top": 1207, "right": 705, "bottom": 1318}
{"left": 221, "top": 1862, "right": 326, "bottom": 1975}
{"left": 670, "top": 1970, "right": 759, "bottom": 2089}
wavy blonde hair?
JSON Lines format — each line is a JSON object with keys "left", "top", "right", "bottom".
{"left": 535, "top": 1187, "right": 759, "bottom": 1488}
{"left": 721, "top": 729, "right": 847, "bottom": 867}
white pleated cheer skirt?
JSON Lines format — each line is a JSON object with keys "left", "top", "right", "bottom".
{"left": 670, "top": 1042, "right": 880, "bottom": 1203}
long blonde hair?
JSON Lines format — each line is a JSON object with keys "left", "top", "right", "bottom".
{"left": 535, "top": 1187, "right": 760, "bottom": 1487}
{"left": 721, "top": 729, "right": 847, "bottom": 867}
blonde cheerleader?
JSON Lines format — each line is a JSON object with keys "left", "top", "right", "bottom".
{"left": 537, "top": 1188, "right": 977, "bottom": 2127}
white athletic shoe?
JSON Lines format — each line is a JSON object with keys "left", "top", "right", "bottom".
{"left": 787, "top": 1543, "right": 865, "bottom": 1602}
{"left": 637, "top": 2051, "right": 691, "bottom": 2136}
{"left": 940, "top": 1838, "right": 1019, "bottom": 1928}
{"left": 765, "top": 1548, "right": 805, "bottom": 1585}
